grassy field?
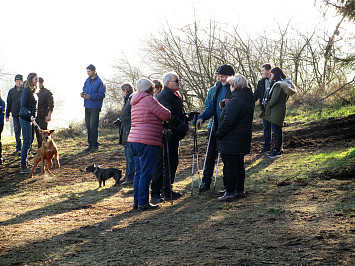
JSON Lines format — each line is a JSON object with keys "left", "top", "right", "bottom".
{"left": 0, "top": 105, "right": 354, "bottom": 265}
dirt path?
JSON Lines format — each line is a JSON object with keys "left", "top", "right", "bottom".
{"left": 0, "top": 115, "right": 354, "bottom": 265}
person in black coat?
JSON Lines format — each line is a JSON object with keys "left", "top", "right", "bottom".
{"left": 19, "top": 73, "right": 38, "bottom": 174}
{"left": 35, "top": 77, "right": 54, "bottom": 148}
{"left": 5, "top": 74, "right": 24, "bottom": 154}
{"left": 150, "top": 72, "right": 193, "bottom": 202}
{"left": 254, "top": 63, "right": 272, "bottom": 153}
{"left": 215, "top": 74, "right": 254, "bottom": 201}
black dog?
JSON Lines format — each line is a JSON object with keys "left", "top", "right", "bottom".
{"left": 86, "top": 163, "right": 122, "bottom": 188}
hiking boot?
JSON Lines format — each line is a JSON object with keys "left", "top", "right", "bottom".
{"left": 20, "top": 167, "right": 31, "bottom": 174}
{"left": 199, "top": 182, "right": 211, "bottom": 192}
{"left": 163, "top": 191, "right": 182, "bottom": 200}
{"left": 260, "top": 147, "right": 271, "bottom": 153}
{"left": 151, "top": 194, "right": 164, "bottom": 204}
{"left": 218, "top": 189, "right": 226, "bottom": 196}
{"left": 138, "top": 203, "right": 159, "bottom": 211}
{"left": 235, "top": 191, "right": 246, "bottom": 199}
{"left": 267, "top": 149, "right": 282, "bottom": 158}
{"left": 90, "top": 147, "right": 98, "bottom": 153}
{"left": 84, "top": 146, "right": 92, "bottom": 152}
{"left": 122, "top": 179, "right": 133, "bottom": 186}
{"left": 218, "top": 192, "right": 235, "bottom": 202}
{"left": 132, "top": 204, "right": 138, "bottom": 210}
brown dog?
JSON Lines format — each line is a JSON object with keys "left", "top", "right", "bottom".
{"left": 29, "top": 129, "right": 60, "bottom": 178}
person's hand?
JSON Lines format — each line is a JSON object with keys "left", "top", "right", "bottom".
{"left": 45, "top": 115, "right": 51, "bottom": 122}
{"left": 196, "top": 118, "right": 203, "bottom": 130}
{"left": 187, "top": 127, "right": 194, "bottom": 137}
{"left": 6, "top": 117, "right": 9, "bottom": 122}
{"left": 83, "top": 94, "right": 90, "bottom": 99}
{"left": 30, "top": 116, "right": 35, "bottom": 122}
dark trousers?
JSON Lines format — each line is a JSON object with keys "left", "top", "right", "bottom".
{"left": 263, "top": 119, "right": 272, "bottom": 150}
{"left": 0, "top": 123, "right": 3, "bottom": 157}
{"left": 151, "top": 137, "right": 179, "bottom": 196}
{"left": 85, "top": 108, "right": 100, "bottom": 148}
{"left": 13, "top": 116, "right": 22, "bottom": 151}
{"left": 34, "top": 117, "right": 48, "bottom": 148}
{"left": 202, "top": 129, "right": 218, "bottom": 185}
{"left": 221, "top": 153, "right": 245, "bottom": 193}
{"left": 271, "top": 123, "right": 282, "bottom": 152}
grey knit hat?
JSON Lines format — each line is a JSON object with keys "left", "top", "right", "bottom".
{"left": 136, "top": 78, "right": 153, "bottom": 92}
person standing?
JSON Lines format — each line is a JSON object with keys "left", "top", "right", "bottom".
{"left": 128, "top": 78, "right": 171, "bottom": 210}
{"left": 80, "top": 64, "right": 106, "bottom": 153}
{"left": 196, "top": 64, "right": 235, "bottom": 192}
{"left": 261, "top": 67, "right": 296, "bottom": 158}
{"left": 150, "top": 72, "right": 193, "bottom": 203}
{"left": 19, "top": 73, "right": 38, "bottom": 174}
{"left": 254, "top": 63, "right": 272, "bottom": 153}
{"left": 118, "top": 83, "right": 135, "bottom": 185}
{"left": 215, "top": 74, "right": 254, "bottom": 201}
{"left": 5, "top": 74, "right": 24, "bottom": 154}
{"left": 35, "top": 77, "right": 54, "bottom": 148}
{"left": 0, "top": 90, "right": 5, "bottom": 164}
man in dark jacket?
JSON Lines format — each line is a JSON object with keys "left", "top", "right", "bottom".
{"left": 35, "top": 77, "right": 54, "bottom": 148}
{"left": 118, "top": 83, "right": 135, "bottom": 185}
{"left": 196, "top": 64, "right": 235, "bottom": 192}
{"left": 6, "top": 74, "right": 24, "bottom": 154}
{"left": 254, "top": 63, "right": 272, "bottom": 153}
{"left": 80, "top": 64, "right": 106, "bottom": 153}
{"left": 151, "top": 72, "right": 193, "bottom": 202}
{"left": 0, "top": 90, "right": 5, "bottom": 164}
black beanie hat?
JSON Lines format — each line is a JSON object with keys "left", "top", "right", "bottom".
{"left": 15, "top": 74, "right": 23, "bottom": 81}
{"left": 86, "top": 64, "right": 96, "bottom": 71}
{"left": 216, "top": 64, "right": 235, "bottom": 76}
{"left": 39, "top": 77, "right": 44, "bottom": 83}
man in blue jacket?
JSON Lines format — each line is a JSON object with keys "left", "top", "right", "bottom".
{"left": 80, "top": 64, "right": 106, "bottom": 152}
{"left": 196, "top": 64, "right": 235, "bottom": 192}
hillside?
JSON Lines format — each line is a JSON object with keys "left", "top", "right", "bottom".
{"left": 0, "top": 113, "right": 354, "bottom": 265}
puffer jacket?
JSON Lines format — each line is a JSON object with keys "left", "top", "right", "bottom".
{"left": 19, "top": 87, "right": 37, "bottom": 121}
{"left": 82, "top": 75, "right": 106, "bottom": 109}
{"left": 215, "top": 87, "right": 254, "bottom": 154}
{"left": 261, "top": 79, "right": 295, "bottom": 127}
{"left": 128, "top": 92, "right": 171, "bottom": 146}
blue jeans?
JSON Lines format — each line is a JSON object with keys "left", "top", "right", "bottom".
{"left": 271, "top": 123, "right": 282, "bottom": 152}
{"left": 263, "top": 119, "right": 271, "bottom": 150}
{"left": 85, "top": 108, "right": 100, "bottom": 148}
{"left": 13, "top": 116, "right": 22, "bottom": 151}
{"left": 124, "top": 144, "right": 135, "bottom": 181}
{"left": 129, "top": 142, "right": 159, "bottom": 207}
{"left": 20, "top": 118, "right": 32, "bottom": 167}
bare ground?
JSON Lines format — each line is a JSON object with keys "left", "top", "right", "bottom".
{"left": 0, "top": 114, "right": 354, "bottom": 265}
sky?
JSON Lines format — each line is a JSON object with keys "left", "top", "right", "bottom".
{"left": 0, "top": 0, "right": 343, "bottom": 134}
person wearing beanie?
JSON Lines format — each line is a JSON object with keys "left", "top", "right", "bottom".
{"left": 5, "top": 74, "right": 24, "bottom": 154}
{"left": 127, "top": 78, "right": 171, "bottom": 210}
{"left": 80, "top": 64, "right": 106, "bottom": 152}
{"left": 35, "top": 77, "right": 54, "bottom": 148}
{"left": 196, "top": 64, "right": 235, "bottom": 193}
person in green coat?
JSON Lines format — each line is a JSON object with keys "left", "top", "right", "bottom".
{"left": 261, "top": 67, "right": 296, "bottom": 158}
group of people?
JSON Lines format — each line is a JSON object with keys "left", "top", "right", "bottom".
{"left": 0, "top": 73, "right": 54, "bottom": 173}
{"left": 1, "top": 62, "right": 295, "bottom": 211}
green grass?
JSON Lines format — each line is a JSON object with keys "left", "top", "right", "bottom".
{"left": 286, "top": 104, "right": 355, "bottom": 123}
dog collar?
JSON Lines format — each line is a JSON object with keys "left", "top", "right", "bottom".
{"left": 94, "top": 167, "right": 99, "bottom": 174}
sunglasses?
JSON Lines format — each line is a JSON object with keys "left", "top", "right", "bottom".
{"left": 171, "top": 79, "right": 180, "bottom": 84}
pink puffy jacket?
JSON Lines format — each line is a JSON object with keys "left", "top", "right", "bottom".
{"left": 128, "top": 92, "right": 171, "bottom": 146}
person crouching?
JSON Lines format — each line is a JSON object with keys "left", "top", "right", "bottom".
{"left": 128, "top": 78, "right": 171, "bottom": 210}
{"left": 215, "top": 74, "right": 254, "bottom": 201}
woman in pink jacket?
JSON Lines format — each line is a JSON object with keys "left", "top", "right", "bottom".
{"left": 128, "top": 78, "right": 171, "bottom": 211}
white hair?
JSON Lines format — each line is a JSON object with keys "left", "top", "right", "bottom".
{"left": 229, "top": 74, "right": 248, "bottom": 90}
{"left": 162, "top": 72, "right": 178, "bottom": 86}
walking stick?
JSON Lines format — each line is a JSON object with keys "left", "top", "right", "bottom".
{"left": 213, "top": 152, "right": 221, "bottom": 193}
{"left": 163, "top": 125, "right": 173, "bottom": 204}
{"left": 199, "top": 124, "right": 214, "bottom": 194}
{"left": 191, "top": 115, "right": 201, "bottom": 195}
